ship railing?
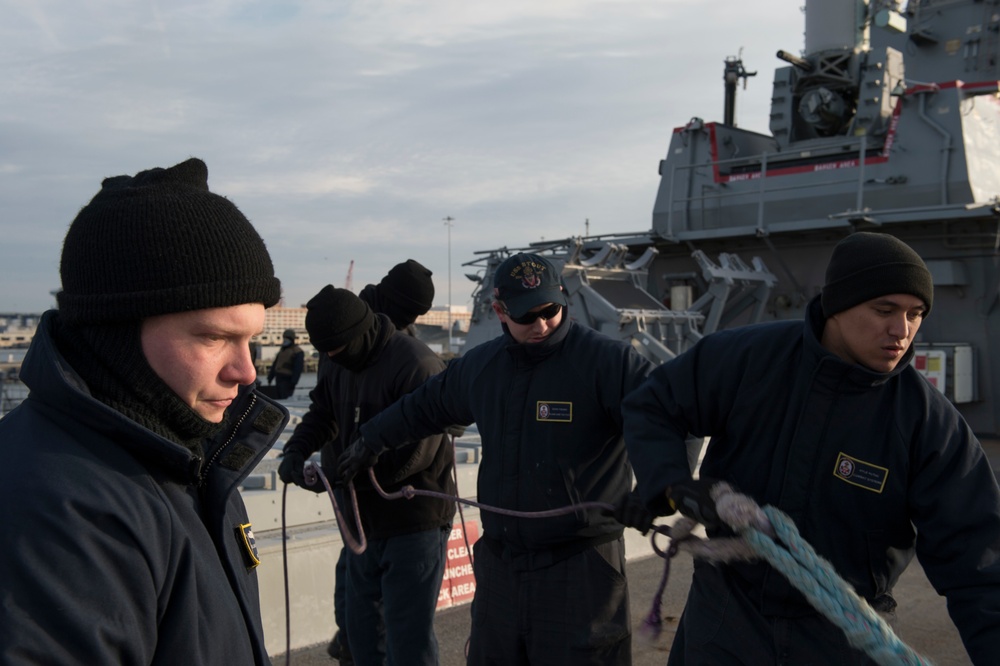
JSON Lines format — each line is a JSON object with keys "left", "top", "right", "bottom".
{"left": 0, "top": 380, "right": 28, "bottom": 419}
{"left": 662, "top": 133, "right": 878, "bottom": 240}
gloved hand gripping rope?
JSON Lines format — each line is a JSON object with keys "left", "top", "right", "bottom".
{"left": 643, "top": 480, "right": 934, "bottom": 666}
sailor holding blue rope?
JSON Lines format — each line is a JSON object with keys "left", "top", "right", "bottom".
{"left": 622, "top": 232, "right": 1000, "bottom": 665}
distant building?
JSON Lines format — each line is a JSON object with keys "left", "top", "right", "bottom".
{"left": 255, "top": 305, "right": 471, "bottom": 347}
{"left": 258, "top": 307, "right": 307, "bottom": 346}
{"left": 0, "top": 314, "right": 42, "bottom": 349}
{"left": 0, "top": 330, "right": 34, "bottom": 349}
{"left": 417, "top": 306, "right": 471, "bottom": 333}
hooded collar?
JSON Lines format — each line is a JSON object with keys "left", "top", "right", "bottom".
{"left": 20, "top": 311, "right": 286, "bottom": 484}
{"left": 803, "top": 295, "right": 915, "bottom": 390}
{"left": 502, "top": 312, "right": 571, "bottom": 365}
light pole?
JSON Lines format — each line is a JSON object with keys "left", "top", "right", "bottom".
{"left": 443, "top": 216, "right": 454, "bottom": 354}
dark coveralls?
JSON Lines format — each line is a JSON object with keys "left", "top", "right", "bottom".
{"left": 284, "top": 314, "right": 456, "bottom": 666}
{"left": 360, "top": 317, "right": 654, "bottom": 665}
{"left": 622, "top": 297, "right": 1000, "bottom": 665}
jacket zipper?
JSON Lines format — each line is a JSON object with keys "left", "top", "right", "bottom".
{"left": 199, "top": 393, "right": 257, "bottom": 488}
{"left": 353, "top": 375, "right": 361, "bottom": 432}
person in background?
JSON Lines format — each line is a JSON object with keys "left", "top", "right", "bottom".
{"left": 622, "top": 232, "right": 1000, "bottom": 665}
{"left": 0, "top": 157, "right": 288, "bottom": 665}
{"left": 359, "top": 258, "right": 436, "bottom": 337}
{"left": 337, "top": 252, "right": 656, "bottom": 665}
{"left": 250, "top": 339, "right": 264, "bottom": 389}
{"left": 325, "top": 258, "right": 437, "bottom": 664}
{"left": 279, "top": 287, "right": 455, "bottom": 666}
{"left": 267, "top": 328, "right": 304, "bottom": 398}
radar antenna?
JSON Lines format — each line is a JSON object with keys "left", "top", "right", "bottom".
{"left": 723, "top": 50, "right": 757, "bottom": 127}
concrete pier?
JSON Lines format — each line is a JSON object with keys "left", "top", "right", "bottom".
{"left": 272, "top": 530, "right": 971, "bottom": 666}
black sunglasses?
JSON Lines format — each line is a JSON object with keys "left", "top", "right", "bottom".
{"left": 506, "top": 302, "right": 563, "bottom": 325}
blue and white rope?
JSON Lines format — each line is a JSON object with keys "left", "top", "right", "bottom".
{"left": 649, "top": 482, "right": 933, "bottom": 666}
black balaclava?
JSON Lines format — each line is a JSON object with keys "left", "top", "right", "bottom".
{"left": 305, "top": 285, "right": 379, "bottom": 372}
{"left": 374, "top": 259, "right": 435, "bottom": 329}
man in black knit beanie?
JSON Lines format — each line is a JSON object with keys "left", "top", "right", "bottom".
{"left": 0, "top": 157, "right": 289, "bottom": 665}
{"left": 358, "top": 258, "right": 436, "bottom": 334}
{"left": 621, "top": 231, "right": 1000, "bottom": 665}
{"left": 279, "top": 286, "right": 455, "bottom": 666}
{"left": 316, "top": 258, "right": 436, "bottom": 664}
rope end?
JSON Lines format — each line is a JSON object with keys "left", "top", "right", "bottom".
{"left": 636, "top": 610, "right": 663, "bottom": 644}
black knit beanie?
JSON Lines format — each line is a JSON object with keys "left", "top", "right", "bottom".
{"left": 821, "top": 232, "right": 933, "bottom": 318}
{"left": 306, "top": 285, "right": 375, "bottom": 354}
{"left": 57, "top": 157, "right": 281, "bottom": 324}
{"left": 375, "top": 259, "right": 435, "bottom": 325}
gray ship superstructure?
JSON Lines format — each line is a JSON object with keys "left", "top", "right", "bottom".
{"left": 464, "top": 0, "right": 1000, "bottom": 436}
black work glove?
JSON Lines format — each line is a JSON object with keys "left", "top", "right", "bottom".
{"left": 336, "top": 434, "right": 380, "bottom": 486}
{"left": 278, "top": 447, "right": 324, "bottom": 493}
{"left": 278, "top": 447, "right": 306, "bottom": 486}
{"left": 667, "top": 478, "right": 723, "bottom": 531}
{"left": 612, "top": 489, "right": 654, "bottom": 535}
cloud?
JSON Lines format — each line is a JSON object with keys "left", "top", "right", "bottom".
{"left": 0, "top": 0, "right": 804, "bottom": 312}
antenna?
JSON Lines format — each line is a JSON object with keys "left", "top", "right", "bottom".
{"left": 723, "top": 50, "right": 757, "bottom": 127}
{"left": 344, "top": 259, "right": 354, "bottom": 292}
{"left": 443, "top": 217, "right": 454, "bottom": 354}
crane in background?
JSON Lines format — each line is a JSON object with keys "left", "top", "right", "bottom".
{"left": 344, "top": 259, "right": 354, "bottom": 292}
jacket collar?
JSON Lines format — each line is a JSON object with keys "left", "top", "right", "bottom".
{"left": 803, "top": 296, "right": 914, "bottom": 389}
{"left": 22, "top": 311, "right": 288, "bottom": 484}
{"left": 503, "top": 313, "right": 571, "bottom": 364}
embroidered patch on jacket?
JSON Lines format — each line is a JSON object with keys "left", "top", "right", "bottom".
{"left": 236, "top": 523, "right": 261, "bottom": 570}
{"left": 253, "top": 405, "right": 284, "bottom": 434}
{"left": 220, "top": 443, "right": 256, "bottom": 471}
{"left": 832, "top": 453, "right": 888, "bottom": 493}
{"left": 536, "top": 401, "right": 572, "bottom": 422}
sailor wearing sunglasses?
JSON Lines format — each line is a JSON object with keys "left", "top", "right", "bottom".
{"left": 492, "top": 263, "right": 566, "bottom": 344}
{"left": 337, "top": 252, "right": 655, "bottom": 665}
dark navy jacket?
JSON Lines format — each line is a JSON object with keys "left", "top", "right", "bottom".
{"left": 285, "top": 314, "right": 456, "bottom": 540}
{"left": 623, "top": 297, "right": 1000, "bottom": 664}
{"left": 360, "top": 318, "right": 654, "bottom": 554}
{"left": 0, "top": 312, "right": 289, "bottom": 665}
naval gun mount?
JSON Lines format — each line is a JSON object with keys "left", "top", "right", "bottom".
{"left": 462, "top": 236, "right": 777, "bottom": 364}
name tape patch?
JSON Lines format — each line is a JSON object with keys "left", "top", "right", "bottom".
{"left": 833, "top": 452, "right": 888, "bottom": 494}
{"left": 536, "top": 401, "right": 572, "bottom": 422}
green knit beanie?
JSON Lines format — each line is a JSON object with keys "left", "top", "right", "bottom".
{"left": 821, "top": 232, "right": 933, "bottom": 318}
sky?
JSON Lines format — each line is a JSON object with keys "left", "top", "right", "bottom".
{"left": 1, "top": 0, "right": 804, "bottom": 313}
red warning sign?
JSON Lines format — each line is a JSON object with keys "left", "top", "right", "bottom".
{"left": 913, "top": 349, "right": 946, "bottom": 391}
{"left": 437, "top": 521, "right": 480, "bottom": 610}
